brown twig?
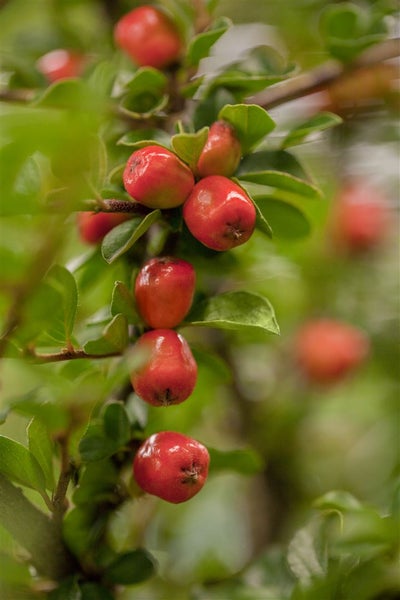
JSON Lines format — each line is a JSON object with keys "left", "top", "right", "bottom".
{"left": 250, "top": 37, "right": 400, "bottom": 109}
{"left": 27, "top": 347, "right": 122, "bottom": 364}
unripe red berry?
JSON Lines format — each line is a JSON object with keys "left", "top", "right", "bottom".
{"left": 77, "top": 211, "right": 131, "bottom": 245}
{"left": 196, "top": 120, "right": 242, "bottom": 178}
{"left": 114, "top": 6, "right": 182, "bottom": 69}
{"left": 330, "top": 181, "right": 390, "bottom": 253}
{"left": 130, "top": 329, "right": 197, "bottom": 406}
{"left": 133, "top": 431, "right": 210, "bottom": 503}
{"left": 135, "top": 257, "right": 196, "bottom": 329}
{"left": 183, "top": 175, "right": 256, "bottom": 251}
{"left": 123, "top": 146, "right": 195, "bottom": 209}
{"left": 36, "top": 49, "right": 86, "bottom": 83}
{"left": 294, "top": 319, "right": 369, "bottom": 384}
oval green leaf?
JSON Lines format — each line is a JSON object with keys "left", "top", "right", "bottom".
{"left": 83, "top": 314, "right": 128, "bottom": 355}
{"left": 101, "top": 211, "right": 161, "bottom": 264}
{"left": 27, "top": 417, "right": 55, "bottom": 491}
{"left": 105, "top": 549, "right": 157, "bottom": 585}
{"left": 218, "top": 104, "right": 275, "bottom": 154}
{"left": 186, "top": 17, "right": 231, "bottom": 66}
{"left": 171, "top": 127, "right": 209, "bottom": 171}
{"left": 103, "top": 403, "right": 131, "bottom": 446}
{"left": 282, "top": 112, "right": 343, "bottom": 149}
{"left": 185, "top": 291, "right": 279, "bottom": 334}
{"left": 111, "top": 281, "right": 138, "bottom": 324}
{"left": 0, "top": 435, "right": 46, "bottom": 494}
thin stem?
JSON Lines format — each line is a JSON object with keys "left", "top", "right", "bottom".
{"left": 250, "top": 37, "right": 400, "bottom": 109}
{"left": 26, "top": 347, "right": 122, "bottom": 363}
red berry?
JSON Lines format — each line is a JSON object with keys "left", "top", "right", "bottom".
{"left": 133, "top": 431, "right": 210, "bottom": 503}
{"left": 114, "top": 6, "right": 182, "bottom": 69}
{"left": 36, "top": 49, "right": 86, "bottom": 83}
{"left": 196, "top": 120, "right": 242, "bottom": 178}
{"left": 330, "top": 181, "right": 390, "bottom": 253}
{"left": 183, "top": 175, "right": 256, "bottom": 251}
{"left": 77, "top": 212, "right": 130, "bottom": 245}
{"left": 135, "top": 257, "right": 196, "bottom": 329}
{"left": 130, "top": 329, "right": 197, "bottom": 406}
{"left": 295, "top": 319, "right": 369, "bottom": 384}
{"left": 123, "top": 145, "right": 194, "bottom": 209}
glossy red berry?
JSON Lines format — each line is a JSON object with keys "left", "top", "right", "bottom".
{"left": 295, "top": 319, "right": 369, "bottom": 384}
{"left": 183, "top": 175, "right": 256, "bottom": 251}
{"left": 133, "top": 431, "right": 210, "bottom": 503}
{"left": 135, "top": 257, "right": 196, "bottom": 329}
{"left": 36, "top": 49, "right": 86, "bottom": 83}
{"left": 196, "top": 120, "right": 242, "bottom": 178}
{"left": 123, "top": 145, "right": 195, "bottom": 209}
{"left": 130, "top": 329, "right": 197, "bottom": 406}
{"left": 330, "top": 180, "right": 390, "bottom": 253}
{"left": 114, "top": 6, "right": 182, "bottom": 69}
{"left": 77, "top": 212, "right": 130, "bottom": 245}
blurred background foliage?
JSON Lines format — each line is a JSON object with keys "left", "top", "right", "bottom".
{"left": 0, "top": 0, "right": 399, "bottom": 599}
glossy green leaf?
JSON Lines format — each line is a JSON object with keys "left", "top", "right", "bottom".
{"left": 46, "top": 265, "right": 78, "bottom": 342}
{"left": 320, "top": 3, "right": 387, "bottom": 62}
{"left": 208, "top": 447, "right": 265, "bottom": 475}
{"left": 119, "top": 68, "right": 169, "bottom": 118}
{"left": 103, "top": 403, "right": 131, "bottom": 446}
{"left": 119, "top": 93, "right": 168, "bottom": 119}
{"left": 111, "top": 281, "right": 139, "bottom": 324}
{"left": 105, "top": 549, "right": 157, "bottom": 585}
{"left": 218, "top": 104, "right": 275, "bottom": 153}
{"left": 238, "top": 150, "right": 308, "bottom": 180}
{"left": 186, "top": 17, "right": 231, "bottom": 66}
{"left": 83, "top": 314, "right": 128, "bottom": 355}
{"left": 238, "top": 171, "right": 322, "bottom": 200}
{"left": 171, "top": 127, "right": 209, "bottom": 171}
{"left": 0, "top": 435, "right": 46, "bottom": 494}
{"left": 253, "top": 196, "right": 311, "bottom": 239}
{"left": 27, "top": 417, "right": 55, "bottom": 491}
{"left": 282, "top": 112, "right": 343, "bottom": 148}
{"left": 313, "top": 490, "right": 363, "bottom": 513}
{"left": 33, "top": 79, "right": 102, "bottom": 112}
{"left": 254, "top": 203, "right": 273, "bottom": 238}
{"left": 117, "top": 129, "right": 171, "bottom": 148}
{"left": 78, "top": 424, "right": 118, "bottom": 462}
{"left": 213, "top": 72, "right": 290, "bottom": 96}
{"left": 73, "top": 459, "right": 119, "bottom": 506}
{"left": 101, "top": 211, "right": 161, "bottom": 264}
{"left": 186, "top": 291, "right": 279, "bottom": 334}
{"left": 125, "top": 67, "right": 168, "bottom": 95}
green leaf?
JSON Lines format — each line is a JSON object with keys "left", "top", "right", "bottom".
{"left": 282, "top": 112, "right": 343, "bottom": 149}
{"left": 186, "top": 291, "right": 280, "bottom": 334}
{"left": 186, "top": 17, "right": 231, "bottom": 66}
{"left": 101, "top": 211, "right": 161, "bottom": 264}
{"left": 0, "top": 435, "right": 46, "bottom": 494}
{"left": 78, "top": 424, "right": 118, "bottom": 462}
{"left": 254, "top": 203, "right": 273, "bottom": 238}
{"left": 171, "top": 127, "right": 209, "bottom": 171}
{"left": 105, "top": 549, "right": 157, "bottom": 585}
{"left": 111, "top": 281, "right": 139, "bottom": 324}
{"left": 218, "top": 104, "right": 275, "bottom": 154}
{"left": 48, "top": 576, "right": 82, "bottom": 600}
{"left": 83, "top": 314, "right": 129, "bottom": 355}
{"left": 313, "top": 490, "right": 363, "bottom": 513}
{"left": 208, "top": 447, "right": 265, "bottom": 475}
{"left": 46, "top": 265, "right": 78, "bottom": 342}
{"left": 27, "top": 417, "right": 55, "bottom": 491}
{"left": 119, "top": 68, "right": 168, "bottom": 118}
{"left": 254, "top": 196, "right": 311, "bottom": 239}
{"left": 80, "top": 582, "right": 114, "bottom": 600}
{"left": 320, "top": 3, "right": 387, "bottom": 62}
{"left": 125, "top": 67, "right": 168, "bottom": 95}
{"left": 73, "top": 460, "right": 119, "bottom": 506}
{"left": 117, "top": 129, "right": 171, "bottom": 148}
{"left": 238, "top": 171, "right": 322, "bottom": 200}
{"left": 33, "top": 79, "right": 102, "bottom": 112}
{"left": 103, "top": 403, "right": 131, "bottom": 447}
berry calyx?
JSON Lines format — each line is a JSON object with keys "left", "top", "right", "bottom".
{"left": 123, "top": 145, "right": 195, "bottom": 209}
{"left": 36, "top": 49, "right": 86, "bottom": 83}
{"left": 294, "top": 318, "right": 369, "bottom": 384}
{"left": 133, "top": 431, "right": 210, "bottom": 503}
{"left": 196, "top": 120, "right": 242, "bottom": 178}
{"left": 183, "top": 175, "right": 256, "bottom": 251}
{"left": 130, "top": 329, "right": 197, "bottom": 406}
{"left": 135, "top": 257, "right": 196, "bottom": 329}
{"left": 77, "top": 212, "right": 131, "bottom": 245}
{"left": 114, "top": 6, "right": 182, "bottom": 70}
{"left": 330, "top": 180, "right": 390, "bottom": 253}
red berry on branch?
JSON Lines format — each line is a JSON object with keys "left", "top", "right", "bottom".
{"left": 123, "top": 145, "right": 195, "bottom": 209}
{"left": 196, "top": 120, "right": 242, "bottom": 178}
{"left": 133, "top": 431, "right": 210, "bottom": 503}
{"left": 183, "top": 175, "right": 256, "bottom": 251}
{"left": 36, "top": 49, "right": 86, "bottom": 83}
{"left": 330, "top": 180, "right": 391, "bottom": 253}
{"left": 294, "top": 318, "right": 369, "bottom": 384}
{"left": 77, "top": 212, "right": 130, "bottom": 245}
{"left": 135, "top": 257, "right": 196, "bottom": 329}
{"left": 114, "top": 6, "right": 182, "bottom": 69}
{"left": 130, "top": 329, "right": 197, "bottom": 406}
